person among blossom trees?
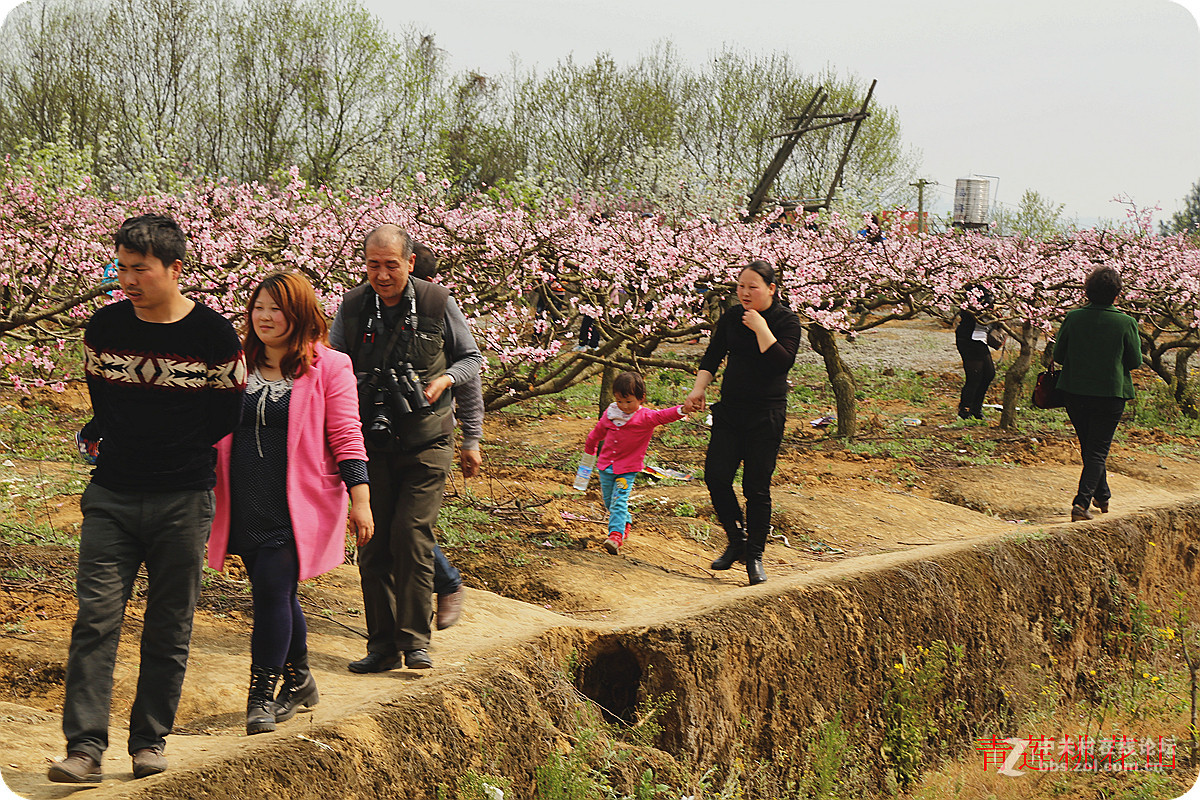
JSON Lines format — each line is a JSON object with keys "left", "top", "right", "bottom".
{"left": 329, "top": 224, "right": 482, "bottom": 672}
{"left": 1053, "top": 266, "right": 1143, "bottom": 522}
{"left": 51, "top": 215, "right": 246, "bottom": 784}
{"left": 410, "top": 240, "right": 477, "bottom": 629}
{"left": 583, "top": 371, "right": 687, "bottom": 554}
{"left": 683, "top": 261, "right": 801, "bottom": 586}
{"left": 955, "top": 283, "right": 1003, "bottom": 420}
{"left": 207, "top": 271, "right": 373, "bottom": 735}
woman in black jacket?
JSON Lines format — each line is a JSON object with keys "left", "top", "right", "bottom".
{"left": 955, "top": 284, "right": 1000, "bottom": 420}
{"left": 684, "top": 261, "right": 801, "bottom": 585}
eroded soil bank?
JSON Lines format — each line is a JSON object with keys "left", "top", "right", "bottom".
{"left": 49, "top": 502, "right": 1199, "bottom": 800}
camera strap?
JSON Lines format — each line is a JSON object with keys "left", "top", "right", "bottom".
{"left": 363, "top": 284, "right": 418, "bottom": 367}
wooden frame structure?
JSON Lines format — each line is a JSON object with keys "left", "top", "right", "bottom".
{"left": 744, "top": 79, "right": 877, "bottom": 221}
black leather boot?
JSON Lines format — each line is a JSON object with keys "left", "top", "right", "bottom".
{"left": 710, "top": 540, "right": 746, "bottom": 570}
{"left": 272, "top": 651, "right": 319, "bottom": 723}
{"left": 746, "top": 529, "right": 767, "bottom": 585}
{"left": 246, "top": 664, "right": 282, "bottom": 735}
{"left": 710, "top": 521, "right": 746, "bottom": 570}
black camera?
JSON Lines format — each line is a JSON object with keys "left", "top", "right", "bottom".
{"left": 359, "top": 364, "right": 431, "bottom": 447}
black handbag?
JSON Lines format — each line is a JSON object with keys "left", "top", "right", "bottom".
{"left": 1032, "top": 365, "right": 1066, "bottom": 409}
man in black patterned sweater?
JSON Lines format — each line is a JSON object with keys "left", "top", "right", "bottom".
{"left": 49, "top": 215, "right": 246, "bottom": 784}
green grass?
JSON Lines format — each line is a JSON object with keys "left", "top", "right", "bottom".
{"left": 855, "top": 367, "right": 931, "bottom": 405}
{"left": 0, "top": 399, "right": 81, "bottom": 461}
{"left": 1133, "top": 380, "right": 1200, "bottom": 434}
{"left": 436, "top": 500, "right": 509, "bottom": 549}
{"left": 0, "top": 519, "right": 78, "bottom": 548}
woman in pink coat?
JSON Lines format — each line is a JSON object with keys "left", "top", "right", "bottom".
{"left": 209, "top": 271, "right": 373, "bottom": 735}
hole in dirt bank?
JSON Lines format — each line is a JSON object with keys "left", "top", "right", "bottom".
{"left": 575, "top": 638, "right": 642, "bottom": 725}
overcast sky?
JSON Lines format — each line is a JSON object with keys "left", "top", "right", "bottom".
{"left": 362, "top": 0, "right": 1200, "bottom": 228}
{"left": 0, "top": 0, "right": 1195, "bottom": 227}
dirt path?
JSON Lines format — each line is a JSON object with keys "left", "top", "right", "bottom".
{"left": 3, "top": 448, "right": 1199, "bottom": 798}
{"left": 3, "top": 317, "right": 1199, "bottom": 797}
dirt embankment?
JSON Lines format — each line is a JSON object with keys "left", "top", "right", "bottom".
{"left": 3, "top": 321, "right": 1199, "bottom": 797}
{"left": 7, "top": 502, "right": 1193, "bottom": 799}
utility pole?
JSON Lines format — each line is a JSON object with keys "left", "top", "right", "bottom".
{"left": 909, "top": 178, "right": 936, "bottom": 233}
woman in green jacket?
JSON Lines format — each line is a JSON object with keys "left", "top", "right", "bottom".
{"left": 1053, "top": 267, "right": 1142, "bottom": 521}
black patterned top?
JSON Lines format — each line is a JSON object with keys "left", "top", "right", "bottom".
{"left": 229, "top": 371, "right": 293, "bottom": 554}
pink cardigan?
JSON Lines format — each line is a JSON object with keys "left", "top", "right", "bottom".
{"left": 209, "top": 344, "right": 367, "bottom": 581}
{"left": 584, "top": 405, "right": 685, "bottom": 475}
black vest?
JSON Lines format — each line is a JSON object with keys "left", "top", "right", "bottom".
{"left": 341, "top": 279, "right": 454, "bottom": 451}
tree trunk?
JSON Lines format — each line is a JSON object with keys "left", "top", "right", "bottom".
{"left": 807, "top": 325, "right": 857, "bottom": 439}
{"left": 598, "top": 365, "right": 617, "bottom": 417}
{"left": 1174, "top": 345, "right": 1200, "bottom": 418}
{"left": 1000, "top": 323, "right": 1038, "bottom": 429}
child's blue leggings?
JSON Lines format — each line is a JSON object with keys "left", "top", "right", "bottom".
{"left": 598, "top": 466, "right": 637, "bottom": 533}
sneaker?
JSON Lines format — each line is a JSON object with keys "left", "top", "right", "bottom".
{"left": 131, "top": 746, "right": 168, "bottom": 778}
{"left": 48, "top": 752, "right": 101, "bottom": 783}
{"left": 604, "top": 531, "right": 623, "bottom": 554}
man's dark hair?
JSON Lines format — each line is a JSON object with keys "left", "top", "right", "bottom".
{"left": 114, "top": 214, "right": 187, "bottom": 267}
{"left": 612, "top": 371, "right": 646, "bottom": 400}
{"left": 412, "top": 241, "right": 438, "bottom": 279}
{"left": 741, "top": 260, "right": 776, "bottom": 286}
{"left": 363, "top": 224, "right": 413, "bottom": 258}
{"left": 1084, "top": 267, "right": 1122, "bottom": 306}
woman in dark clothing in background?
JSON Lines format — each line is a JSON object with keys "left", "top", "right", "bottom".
{"left": 683, "top": 261, "right": 801, "bottom": 586}
{"left": 955, "top": 284, "right": 1001, "bottom": 420}
{"left": 1053, "top": 267, "right": 1142, "bottom": 521}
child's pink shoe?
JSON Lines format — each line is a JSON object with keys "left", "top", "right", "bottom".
{"left": 604, "top": 531, "right": 624, "bottom": 554}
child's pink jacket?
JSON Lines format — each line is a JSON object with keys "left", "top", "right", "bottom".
{"left": 584, "top": 405, "right": 685, "bottom": 475}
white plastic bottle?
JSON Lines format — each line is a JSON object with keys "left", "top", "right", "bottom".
{"left": 573, "top": 452, "right": 597, "bottom": 491}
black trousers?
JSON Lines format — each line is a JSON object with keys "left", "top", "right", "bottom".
{"left": 579, "top": 315, "right": 600, "bottom": 347}
{"left": 704, "top": 405, "right": 787, "bottom": 558}
{"left": 957, "top": 341, "right": 994, "bottom": 418}
{"left": 1064, "top": 393, "right": 1126, "bottom": 511}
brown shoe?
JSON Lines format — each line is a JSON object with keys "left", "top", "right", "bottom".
{"left": 1071, "top": 505, "right": 1094, "bottom": 522}
{"left": 132, "top": 746, "right": 168, "bottom": 778}
{"left": 48, "top": 752, "right": 101, "bottom": 783}
{"left": 436, "top": 585, "right": 465, "bottom": 630}
{"left": 1095, "top": 500, "right": 1109, "bottom": 513}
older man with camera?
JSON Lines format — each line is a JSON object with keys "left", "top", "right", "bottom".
{"left": 329, "top": 224, "right": 481, "bottom": 672}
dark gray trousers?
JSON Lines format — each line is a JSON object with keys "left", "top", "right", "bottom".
{"left": 360, "top": 437, "right": 451, "bottom": 654}
{"left": 62, "top": 483, "right": 212, "bottom": 761}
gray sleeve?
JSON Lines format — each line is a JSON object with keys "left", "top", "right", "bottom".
{"left": 329, "top": 303, "right": 348, "bottom": 353}
{"left": 453, "top": 373, "right": 484, "bottom": 450}
{"left": 442, "top": 297, "right": 482, "bottom": 386}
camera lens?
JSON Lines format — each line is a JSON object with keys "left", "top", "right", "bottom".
{"left": 366, "top": 415, "right": 392, "bottom": 446}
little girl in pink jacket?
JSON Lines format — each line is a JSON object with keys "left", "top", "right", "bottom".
{"left": 583, "top": 371, "right": 686, "bottom": 554}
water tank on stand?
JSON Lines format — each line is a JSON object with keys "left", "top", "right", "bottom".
{"left": 953, "top": 178, "right": 990, "bottom": 228}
